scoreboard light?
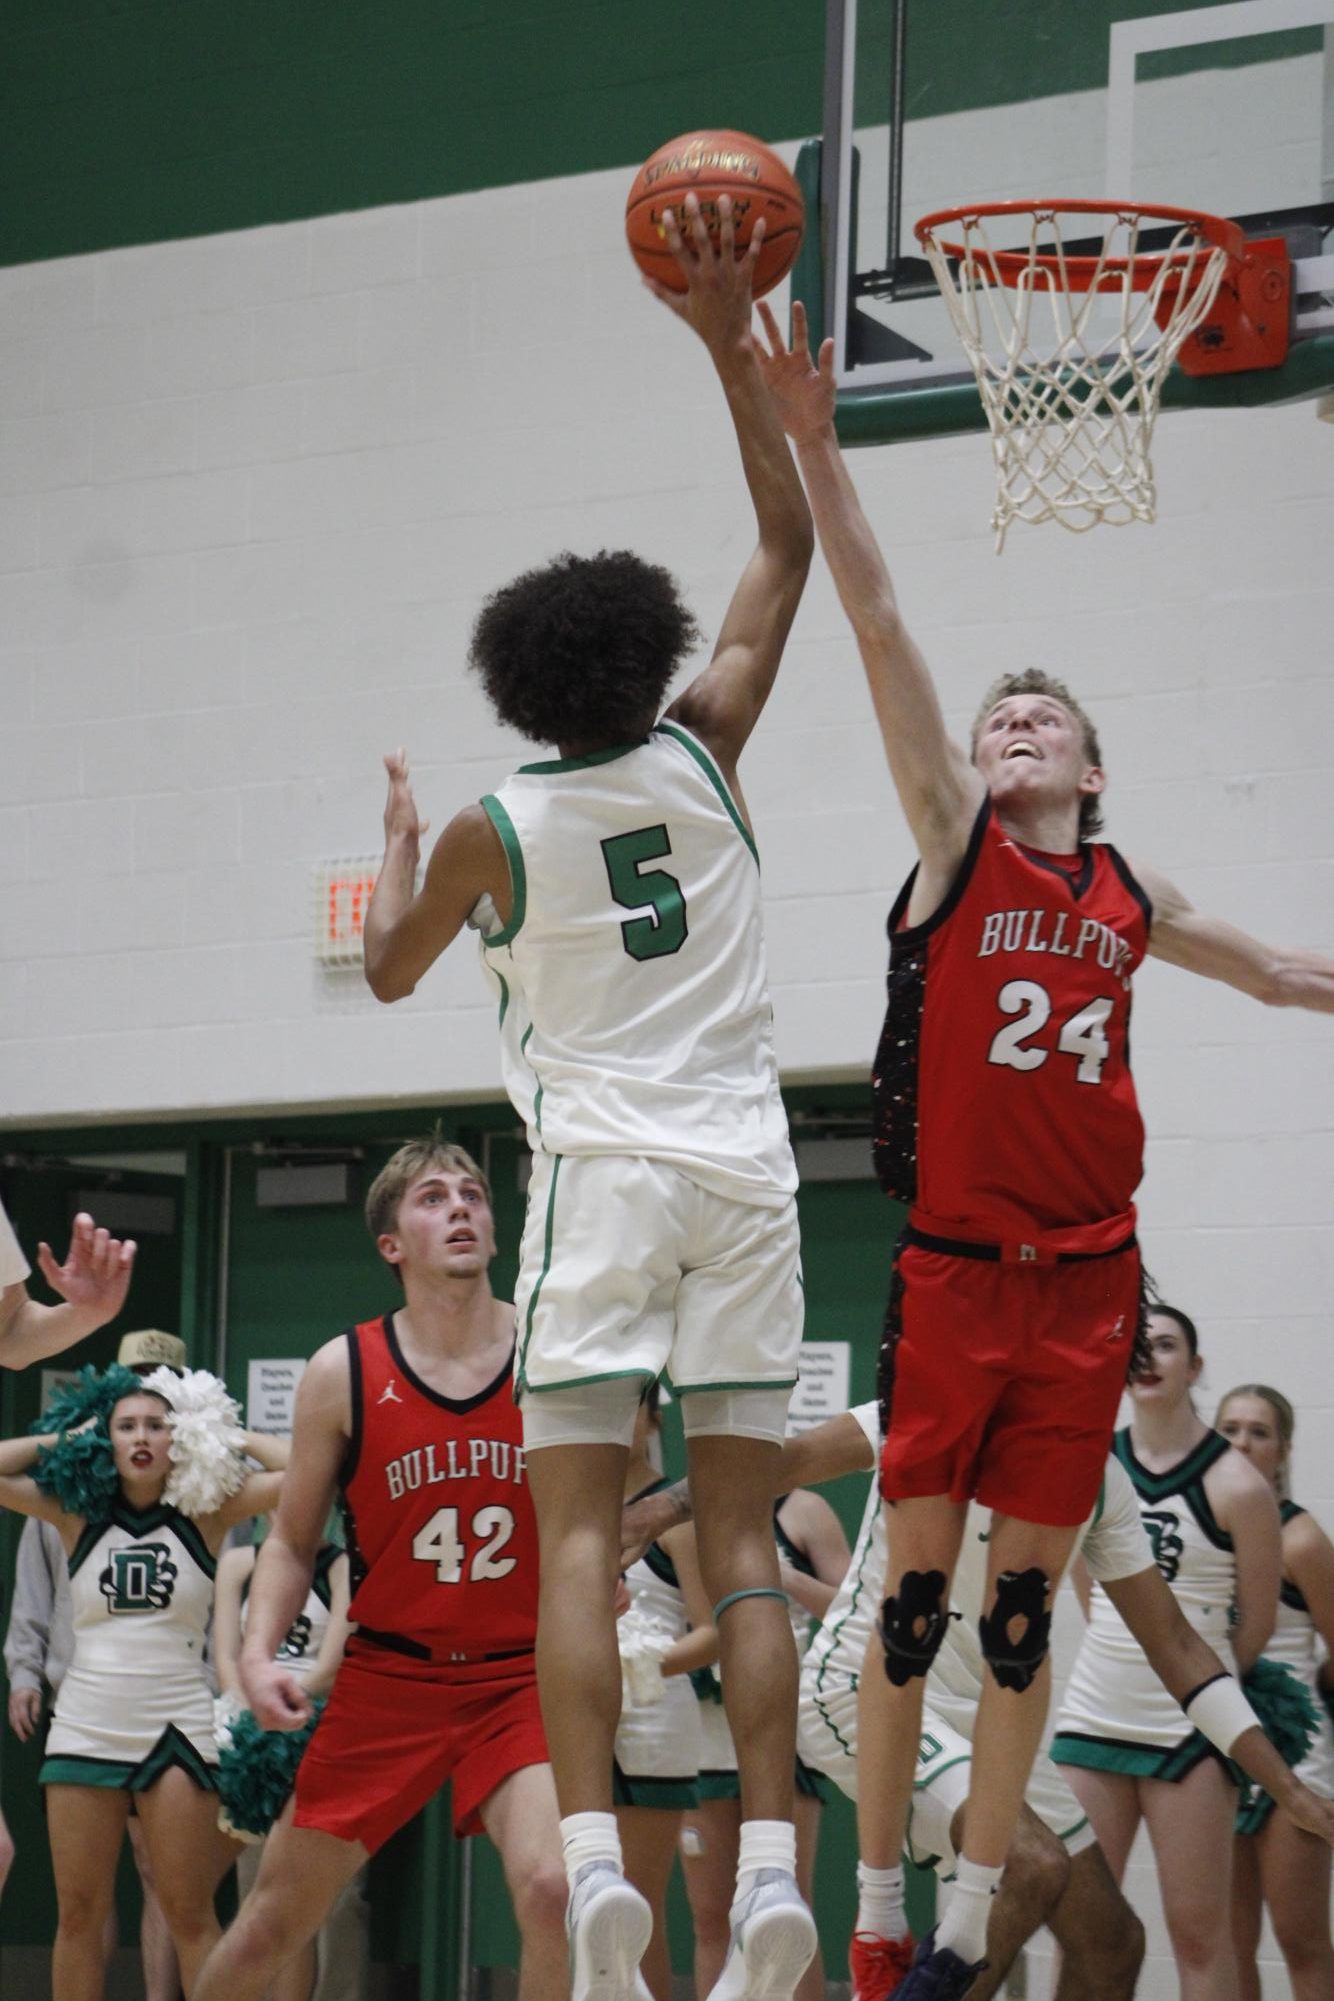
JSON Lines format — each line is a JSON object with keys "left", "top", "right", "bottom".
{"left": 313, "top": 857, "right": 381, "bottom": 969}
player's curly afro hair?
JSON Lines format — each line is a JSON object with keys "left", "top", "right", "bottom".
{"left": 468, "top": 550, "right": 701, "bottom": 748}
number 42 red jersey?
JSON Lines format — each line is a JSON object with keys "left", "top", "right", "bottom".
{"left": 339, "top": 1313, "right": 538, "bottom": 1657}
{"left": 873, "top": 800, "right": 1153, "bottom": 1245}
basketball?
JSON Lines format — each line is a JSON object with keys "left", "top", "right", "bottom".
{"left": 625, "top": 129, "right": 804, "bottom": 299}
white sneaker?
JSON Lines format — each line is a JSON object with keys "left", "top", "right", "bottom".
{"left": 567, "top": 1862, "right": 653, "bottom": 2001}
{"left": 707, "top": 1870, "right": 818, "bottom": 2001}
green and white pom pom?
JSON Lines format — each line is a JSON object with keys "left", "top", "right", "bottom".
{"left": 1235, "top": 1657, "right": 1320, "bottom": 1836}
{"left": 216, "top": 1701, "right": 326, "bottom": 1840}
{"left": 31, "top": 1364, "right": 142, "bottom": 1522}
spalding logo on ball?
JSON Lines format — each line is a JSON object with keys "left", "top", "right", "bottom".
{"left": 626, "top": 129, "right": 805, "bottom": 300}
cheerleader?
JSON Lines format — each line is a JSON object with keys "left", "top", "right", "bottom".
{"left": 1215, "top": 1384, "right": 1334, "bottom": 2001}
{"left": 213, "top": 1524, "right": 354, "bottom": 2001}
{"left": 0, "top": 1363, "right": 287, "bottom": 1999}
{"left": 1051, "top": 1306, "right": 1281, "bottom": 2000}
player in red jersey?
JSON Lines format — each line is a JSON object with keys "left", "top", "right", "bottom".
{"left": 754, "top": 300, "right": 1334, "bottom": 2001}
{"left": 193, "top": 1139, "right": 566, "bottom": 2001}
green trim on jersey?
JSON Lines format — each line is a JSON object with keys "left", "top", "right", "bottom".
{"left": 522, "top": 1366, "right": 656, "bottom": 1394}
{"left": 1114, "top": 1427, "right": 1234, "bottom": 1553}
{"left": 912, "top": 1750, "right": 973, "bottom": 1793}
{"left": 671, "top": 1376, "right": 799, "bottom": 1394}
{"left": 479, "top": 796, "right": 527, "bottom": 947}
{"left": 494, "top": 971, "right": 510, "bottom": 1029}
{"left": 516, "top": 742, "right": 649, "bottom": 775}
{"left": 516, "top": 1154, "right": 562, "bottom": 1394}
{"left": 41, "top": 1724, "right": 219, "bottom": 1794}
{"left": 519, "top": 1024, "right": 543, "bottom": 1137}
{"left": 810, "top": 1503, "right": 881, "bottom": 1757}
{"left": 1049, "top": 1728, "right": 1222, "bottom": 1784}
{"left": 612, "top": 1766, "right": 700, "bottom": 1810}
{"left": 68, "top": 1500, "right": 216, "bottom": 1583}
{"left": 654, "top": 723, "right": 759, "bottom": 865}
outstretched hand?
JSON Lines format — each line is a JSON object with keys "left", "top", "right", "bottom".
{"left": 754, "top": 299, "right": 837, "bottom": 443}
{"left": 643, "top": 193, "right": 761, "bottom": 358}
{"left": 383, "top": 748, "right": 428, "bottom": 852}
{"left": 36, "top": 1214, "right": 135, "bottom": 1332}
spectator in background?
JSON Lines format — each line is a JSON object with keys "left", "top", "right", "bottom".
{"left": 1216, "top": 1383, "right": 1334, "bottom": 2001}
{"left": 0, "top": 1199, "right": 137, "bottom": 1370}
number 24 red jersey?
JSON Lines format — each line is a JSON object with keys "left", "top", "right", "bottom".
{"left": 339, "top": 1313, "right": 538, "bottom": 1657}
{"left": 873, "top": 801, "right": 1152, "bottom": 1245}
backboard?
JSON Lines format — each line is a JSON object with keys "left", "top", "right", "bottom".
{"left": 792, "top": 0, "right": 1334, "bottom": 445}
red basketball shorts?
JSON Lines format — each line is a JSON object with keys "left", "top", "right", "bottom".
{"left": 878, "top": 1236, "right": 1141, "bottom": 1526}
{"left": 293, "top": 1640, "right": 549, "bottom": 1855}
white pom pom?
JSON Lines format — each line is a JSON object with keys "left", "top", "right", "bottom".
{"left": 142, "top": 1366, "right": 248, "bottom": 1517}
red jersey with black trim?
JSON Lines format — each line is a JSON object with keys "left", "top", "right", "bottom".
{"left": 872, "top": 800, "right": 1152, "bottom": 1244}
{"left": 339, "top": 1313, "right": 538, "bottom": 1655}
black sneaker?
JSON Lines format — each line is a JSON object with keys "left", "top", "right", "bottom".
{"left": 887, "top": 1928, "right": 988, "bottom": 2000}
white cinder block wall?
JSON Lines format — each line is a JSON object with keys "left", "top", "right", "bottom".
{"left": 1, "top": 83, "right": 1331, "bottom": 1997}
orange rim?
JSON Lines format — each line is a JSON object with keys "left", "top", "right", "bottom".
{"left": 914, "top": 198, "right": 1244, "bottom": 293}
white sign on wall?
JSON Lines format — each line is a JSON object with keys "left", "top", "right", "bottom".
{"left": 786, "top": 1341, "right": 852, "bottom": 1436}
{"left": 247, "top": 1359, "right": 306, "bottom": 1436}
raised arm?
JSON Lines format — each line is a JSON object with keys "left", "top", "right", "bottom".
{"left": 1135, "top": 859, "right": 1334, "bottom": 1012}
{"left": 0, "top": 1432, "right": 76, "bottom": 1531}
{"left": 239, "top": 1340, "right": 350, "bottom": 1730}
{"left": 363, "top": 756, "right": 510, "bottom": 1003}
{"left": 653, "top": 197, "right": 813, "bottom": 778}
{"left": 754, "top": 299, "right": 983, "bottom": 885}
{"left": 0, "top": 1213, "right": 137, "bottom": 1371}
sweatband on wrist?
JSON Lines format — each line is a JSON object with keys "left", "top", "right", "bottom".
{"left": 1182, "top": 1671, "right": 1259, "bottom": 1755}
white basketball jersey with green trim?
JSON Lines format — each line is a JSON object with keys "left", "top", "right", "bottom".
{"left": 472, "top": 723, "right": 795, "bottom": 1205}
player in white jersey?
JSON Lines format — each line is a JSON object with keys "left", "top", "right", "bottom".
{"left": 363, "top": 198, "right": 816, "bottom": 2001}
{"left": 0, "top": 1378, "right": 286, "bottom": 1999}
{"left": 1051, "top": 1306, "right": 1282, "bottom": 2001}
{"left": 623, "top": 1402, "right": 1334, "bottom": 2001}
{"left": 1215, "top": 1384, "right": 1334, "bottom": 2001}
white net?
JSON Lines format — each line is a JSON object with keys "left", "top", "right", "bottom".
{"left": 917, "top": 204, "right": 1233, "bottom": 548}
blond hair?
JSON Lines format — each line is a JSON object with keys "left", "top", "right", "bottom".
{"left": 971, "top": 668, "right": 1105, "bottom": 839}
{"left": 365, "top": 1135, "right": 491, "bottom": 1243}
{"left": 1215, "top": 1382, "right": 1295, "bottom": 1497}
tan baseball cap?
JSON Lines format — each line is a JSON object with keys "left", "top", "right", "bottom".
{"left": 117, "top": 1329, "right": 187, "bottom": 1372}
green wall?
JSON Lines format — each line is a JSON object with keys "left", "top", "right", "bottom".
{"left": 3, "top": 0, "right": 1316, "bottom": 265}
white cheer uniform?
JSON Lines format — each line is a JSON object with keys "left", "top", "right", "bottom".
{"left": 42, "top": 1500, "right": 218, "bottom": 1791}
{"left": 1259, "top": 1502, "right": 1334, "bottom": 1799}
{"left": 240, "top": 1540, "right": 341, "bottom": 1680}
{"left": 1052, "top": 1427, "right": 1239, "bottom": 1782}
{"left": 614, "top": 1482, "right": 701, "bottom": 1806}
{"left": 798, "top": 1402, "right": 1152, "bottom": 1870}
{"left": 472, "top": 724, "right": 801, "bottom": 1399}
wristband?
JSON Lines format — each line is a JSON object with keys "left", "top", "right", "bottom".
{"left": 1182, "top": 1672, "right": 1259, "bottom": 1755}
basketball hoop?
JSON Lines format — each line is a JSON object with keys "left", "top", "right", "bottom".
{"left": 914, "top": 200, "right": 1246, "bottom": 548}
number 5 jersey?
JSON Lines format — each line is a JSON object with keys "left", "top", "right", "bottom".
{"left": 472, "top": 723, "right": 796, "bottom": 1207}
{"left": 874, "top": 798, "right": 1152, "bottom": 1245}
{"left": 338, "top": 1313, "right": 538, "bottom": 1657}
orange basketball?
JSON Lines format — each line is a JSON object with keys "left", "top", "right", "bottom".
{"left": 625, "top": 129, "right": 804, "bottom": 300}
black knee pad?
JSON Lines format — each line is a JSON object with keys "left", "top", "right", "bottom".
{"left": 878, "top": 1569, "right": 953, "bottom": 1687}
{"left": 978, "top": 1567, "right": 1052, "bottom": 1692}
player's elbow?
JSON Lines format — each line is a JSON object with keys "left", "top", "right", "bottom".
{"left": 363, "top": 954, "right": 415, "bottom": 1004}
